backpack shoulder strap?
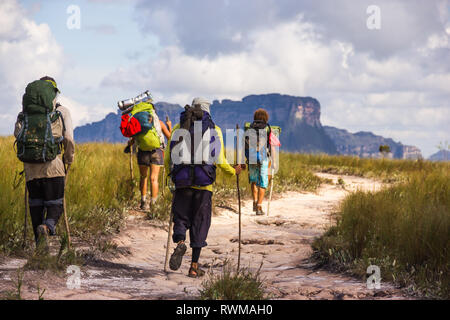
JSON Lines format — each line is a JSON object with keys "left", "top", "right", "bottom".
{"left": 56, "top": 105, "right": 66, "bottom": 134}
{"left": 151, "top": 110, "right": 165, "bottom": 148}
{"left": 266, "top": 123, "right": 272, "bottom": 153}
{"left": 54, "top": 104, "right": 66, "bottom": 146}
{"left": 206, "top": 113, "right": 215, "bottom": 129}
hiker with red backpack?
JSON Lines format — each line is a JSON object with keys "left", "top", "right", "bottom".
{"left": 120, "top": 93, "right": 172, "bottom": 211}
{"left": 165, "top": 97, "right": 243, "bottom": 278}
{"left": 14, "top": 76, "right": 75, "bottom": 253}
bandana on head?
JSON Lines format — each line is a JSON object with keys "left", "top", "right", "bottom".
{"left": 191, "top": 97, "right": 211, "bottom": 114}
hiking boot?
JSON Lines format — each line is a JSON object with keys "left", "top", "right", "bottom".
{"left": 188, "top": 263, "right": 205, "bottom": 278}
{"left": 252, "top": 201, "right": 257, "bottom": 212}
{"left": 140, "top": 199, "right": 150, "bottom": 211}
{"left": 36, "top": 224, "right": 49, "bottom": 254}
{"left": 169, "top": 241, "right": 187, "bottom": 271}
{"left": 256, "top": 205, "right": 265, "bottom": 216}
{"left": 149, "top": 198, "right": 158, "bottom": 214}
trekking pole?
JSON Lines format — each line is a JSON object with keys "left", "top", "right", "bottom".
{"left": 63, "top": 162, "right": 72, "bottom": 250}
{"left": 23, "top": 185, "right": 28, "bottom": 249}
{"left": 164, "top": 210, "right": 174, "bottom": 273}
{"left": 129, "top": 139, "right": 134, "bottom": 182}
{"left": 236, "top": 124, "right": 242, "bottom": 272}
{"left": 267, "top": 165, "right": 275, "bottom": 217}
{"left": 162, "top": 115, "right": 174, "bottom": 273}
{"left": 161, "top": 116, "right": 170, "bottom": 196}
{"left": 161, "top": 166, "right": 166, "bottom": 197}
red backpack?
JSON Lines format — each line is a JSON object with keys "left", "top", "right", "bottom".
{"left": 120, "top": 113, "right": 142, "bottom": 138}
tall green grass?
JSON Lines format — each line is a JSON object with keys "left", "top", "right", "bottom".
{"left": 213, "top": 152, "right": 325, "bottom": 208}
{"left": 313, "top": 166, "right": 450, "bottom": 298}
{"left": 293, "top": 153, "right": 442, "bottom": 182}
{"left": 3, "top": 135, "right": 448, "bottom": 298}
{"left": 0, "top": 136, "right": 324, "bottom": 252}
{"left": 199, "top": 261, "right": 267, "bottom": 300}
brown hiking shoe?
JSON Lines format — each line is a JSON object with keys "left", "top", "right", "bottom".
{"left": 36, "top": 224, "right": 49, "bottom": 254}
{"left": 169, "top": 241, "right": 187, "bottom": 271}
{"left": 188, "top": 263, "right": 205, "bottom": 278}
{"left": 252, "top": 201, "right": 257, "bottom": 212}
{"left": 140, "top": 199, "right": 150, "bottom": 211}
{"left": 256, "top": 205, "right": 265, "bottom": 216}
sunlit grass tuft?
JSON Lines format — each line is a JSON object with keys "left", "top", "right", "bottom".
{"left": 199, "top": 260, "right": 267, "bottom": 300}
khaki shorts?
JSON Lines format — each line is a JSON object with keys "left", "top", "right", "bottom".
{"left": 137, "top": 148, "right": 164, "bottom": 166}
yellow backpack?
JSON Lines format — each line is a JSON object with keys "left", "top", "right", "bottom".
{"left": 131, "top": 102, "right": 164, "bottom": 151}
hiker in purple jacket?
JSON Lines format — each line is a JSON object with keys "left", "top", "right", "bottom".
{"left": 164, "top": 97, "right": 242, "bottom": 278}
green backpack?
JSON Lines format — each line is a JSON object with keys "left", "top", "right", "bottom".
{"left": 244, "top": 121, "right": 281, "bottom": 164}
{"left": 15, "top": 80, "right": 64, "bottom": 163}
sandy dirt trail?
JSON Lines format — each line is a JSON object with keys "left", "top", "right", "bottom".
{"left": 0, "top": 173, "right": 410, "bottom": 300}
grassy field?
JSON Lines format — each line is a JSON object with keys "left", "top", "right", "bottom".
{"left": 212, "top": 152, "right": 325, "bottom": 211}
{"left": 312, "top": 162, "right": 449, "bottom": 299}
{"left": 0, "top": 136, "right": 324, "bottom": 253}
{"left": 1, "top": 136, "right": 448, "bottom": 298}
{"left": 293, "top": 153, "right": 443, "bottom": 182}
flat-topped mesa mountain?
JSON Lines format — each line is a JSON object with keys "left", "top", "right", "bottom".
{"left": 210, "top": 94, "right": 337, "bottom": 154}
{"left": 73, "top": 93, "right": 422, "bottom": 159}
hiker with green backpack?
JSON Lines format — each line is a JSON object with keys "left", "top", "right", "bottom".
{"left": 121, "top": 96, "right": 172, "bottom": 211}
{"left": 14, "top": 76, "right": 75, "bottom": 253}
{"left": 245, "top": 108, "right": 281, "bottom": 216}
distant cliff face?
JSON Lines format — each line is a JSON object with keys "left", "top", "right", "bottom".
{"left": 323, "top": 126, "right": 423, "bottom": 159}
{"left": 74, "top": 112, "right": 126, "bottom": 143}
{"left": 210, "top": 94, "right": 321, "bottom": 129}
{"left": 210, "top": 94, "right": 337, "bottom": 154}
{"left": 401, "top": 145, "right": 423, "bottom": 160}
{"left": 75, "top": 94, "right": 338, "bottom": 154}
{"left": 428, "top": 150, "right": 449, "bottom": 161}
{"left": 73, "top": 93, "right": 422, "bottom": 159}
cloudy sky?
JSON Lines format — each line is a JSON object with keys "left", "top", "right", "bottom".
{"left": 1, "top": 0, "right": 449, "bottom": 156}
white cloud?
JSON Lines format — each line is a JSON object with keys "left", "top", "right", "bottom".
{"left": 0, "top": 0, "right": 65, "bottom": 134}
{"left": 3, "top": 0, "right": 445, "bottom": 158}
{"left": 0, "top": 0, "right": 112, "bottom": 136}
{"left": 57, "top": 95, "right": 111, "bottom": 128}
{"left": 135, "top": 0, "right": 448, "bottom": 59}
{"left": 100, "top": 11, "right": 449, "bottom": 157}
{"left": 102, "top": 19, "right": 344, "bottom": 102}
